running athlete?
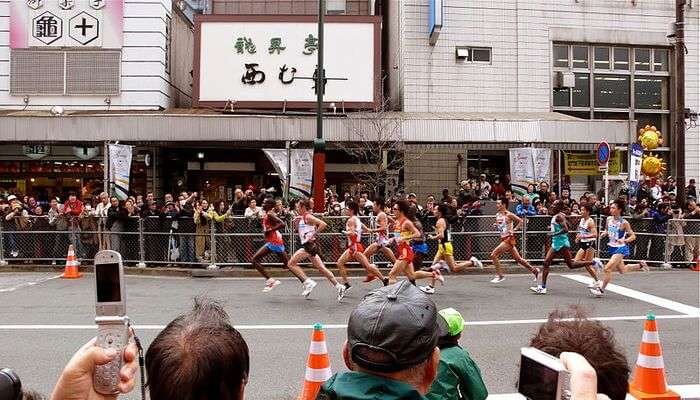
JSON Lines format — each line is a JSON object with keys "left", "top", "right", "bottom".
{"left": 490, "top": 198, "right": 539, "bottom": 283}
{"left": 417, "top": 203, "right": 484, "bottom": 294}
{"left": 589, "top": 199, "right": 649, "bottom": 297}
{"left": 288, "top": 199, "right": 348, "bottom": 302}
{"left": 362, "top": 198, "right": 397, "bottom": 282}
{"left": 252, "top": 198, "right": 314, "bottom": 292}
{"left": 336, "top": 201, "right": 387, "bottom": 290}
{"left": 410, "top": 207, "right": 430, "bottom": 272}
{"left": 575, "top": 204, "right": 603, "bottom": 289}
{"left": 387, "top": 200, "right": 421, "bottom": 285}
{"left": 529, "top": 201, "right": 600, "bottom": 295}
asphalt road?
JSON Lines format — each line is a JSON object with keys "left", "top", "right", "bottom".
{"left": 0, "top": 269, "right": 698, "bottom": 399}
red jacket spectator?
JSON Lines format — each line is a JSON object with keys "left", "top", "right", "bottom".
{"left": 63, "top": 195, "right": 83, "bottom": 217}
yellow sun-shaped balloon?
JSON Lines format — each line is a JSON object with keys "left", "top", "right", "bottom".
{"left": 641, "top": 153, "right": 667, "bottom": 178}
{"left": 638, "top": 125, "right": 664, "bottom": 151}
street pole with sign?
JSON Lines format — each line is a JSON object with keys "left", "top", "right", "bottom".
{"left": 674, "top": 0, "right": 686, "bottom": 207}
{"left": 597, "top": 142, "right": 611, "bottom": 205}
{"left": 312, "top": 0, "right": 326, "bottom": 213}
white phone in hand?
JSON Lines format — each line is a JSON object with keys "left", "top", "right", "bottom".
{"left": 93, "top": 250, "right": 129, "bottom": 395}
{"left": 518, "top": 347, "right": 572, "bottom": 400}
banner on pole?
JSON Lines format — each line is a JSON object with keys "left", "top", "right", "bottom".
{"left": 263, "top": 149, "right": 314, "bottom": 198}
{"left": 628, "top": 143, "right": 644, "bottom": 195}
{"left": 108, "top": 144, "right": 132, "bottom": 200}
{"left": 509, "top": 148, "right": 552, "bottom": 197}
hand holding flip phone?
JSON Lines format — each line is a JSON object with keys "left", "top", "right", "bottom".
{"left": 518, "top": 347, "right": 572, "bottom": 400}
{"left": 93, "top": 250, "right": 129, "bottom": 395}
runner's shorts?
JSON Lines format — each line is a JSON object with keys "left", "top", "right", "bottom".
{"left": 303, "top": 241, "right": 321, "bottom": 257}
{"left": 501, "top": 235, "right": 517, "bottom": 246}
{"left": 265, "top": 243, "right": 286, "bottom": 253}
{"left": 437, "top": 242, "right": 454, "bottom": 257}
{"left": 608, "top": 245, "right": 630, "bottom": 257}
{"left": 579, "top": 241, "right": 595, "bottom": 251}
{"left": 411, "top": 242, "right": 429, "bottom": 255}
{"left": 348, "top": 242, "right": 365, "bottom": 254}
{"left": 397, "top": 242, "right": 414, "bottom": 263}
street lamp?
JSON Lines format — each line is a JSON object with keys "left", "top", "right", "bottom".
{"left": 312, "top": 0, "right": 326, "bottom": 213}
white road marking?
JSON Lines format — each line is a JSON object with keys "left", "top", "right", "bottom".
{"left": 562, "top": 274, "right": 700, "bottom": 316}
{"left": 486, "top": 385, "right": 700, "bottom": 400}
{"left": 0, "top": 274, "right": 62, "bottom": 293}
{"left": 0, "top": 314, "right": 694, "bottom": 331}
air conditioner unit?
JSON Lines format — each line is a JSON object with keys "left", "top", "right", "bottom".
{"left": 327, "top": 0, "right": 346, "bottom": 14}
{"left": 554, "top": 71, "right": 576, "bottom": 88}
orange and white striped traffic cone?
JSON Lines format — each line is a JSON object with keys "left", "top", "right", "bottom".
{"left": 298, "top": 323, "right": 332, "bottom": 400}
{"left": 628, "top": 313, "right": 679, "bottom": 400}
{"left": 690, "top": 257, "right": 700, "bottom": 272}
{"left": 61, "top": 244, "right": 82, "bottom": 279}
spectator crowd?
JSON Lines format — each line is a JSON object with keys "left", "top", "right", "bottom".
{"left": 1, "top": 174, "right": 698, "bottom": 265}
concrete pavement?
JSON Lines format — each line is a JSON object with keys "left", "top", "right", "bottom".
{"left": 0, "top": 270, "right": 697, "bottom": 399}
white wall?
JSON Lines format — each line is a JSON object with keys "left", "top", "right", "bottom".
{"left": 396, "top": 0, "right": 699, "bottom": 181}
{"left": 0, "top": 0, "right": 172, "bottom": 110}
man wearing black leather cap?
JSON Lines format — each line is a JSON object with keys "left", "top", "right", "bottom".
{"left": 317, "top": 281, "right": 448, "bottom": 400}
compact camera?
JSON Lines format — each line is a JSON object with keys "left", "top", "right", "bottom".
{"left": 93, "top": 250, "right": 129, "bottom": 395}
{"left": 0, "top": 368, "right": 21, "bottom": 400}
{"left": 518, "top": 347, "right": 572, "bottom": 400}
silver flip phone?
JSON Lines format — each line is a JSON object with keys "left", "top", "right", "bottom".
{"left": 93, "top": 250, "right": 129, "bottom": 395}
{"left": 518, "top": 347, "right": 572, "bottom": 400}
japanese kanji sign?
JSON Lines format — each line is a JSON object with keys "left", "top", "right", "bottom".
{"left": 10, "top": 0, "right": 123, "bottom": 49}
{"left": 194, "top": 15, "right": 381, "bottom": 109}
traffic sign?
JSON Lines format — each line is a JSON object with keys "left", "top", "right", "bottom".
{"left": 596, "top": 142, "right": 610, "bottom": 166}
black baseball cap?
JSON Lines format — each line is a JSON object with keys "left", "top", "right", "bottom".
{"left": 347, "top": 281, "right": 448, "bottom": 373}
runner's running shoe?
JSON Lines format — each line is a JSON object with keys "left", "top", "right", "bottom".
{"left": 262, "top": 278, "right": 281, "bottom": 293}
{"left": 433, "top": 269, "right": 445, "bottom": 284}
{"left": 529, "top": 286, "right": 547, "bottom": 295}
{"left": 589, "top": 286, "right": 604, "bottom": 297}
{"left": 336, "top": 284, "right": 347, "bottom": 303}
{"left": 490, "top": 275, "right": 505, "bottom": 283}
{"left": 301, "top": 279, "right": 317, "bottom": 297}
{"left": 471, "top": 257, "right": 484, "bottom": 269}
{"left": 419, "top": 285, "right": 435, "bottom": 294}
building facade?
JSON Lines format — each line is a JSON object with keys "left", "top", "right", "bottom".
{"left": 0, "top": 0, "right": 697, "bottom": 203}
{"left": 388, "top": 0, "right": 699, "bottom": 198}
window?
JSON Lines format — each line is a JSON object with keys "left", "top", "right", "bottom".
{"left": 572, "top": 73, "right": 590, "bottom": 107}
{"left": 10, "top": 49, "right": 121, "bottom": 95}
{"left": 572, "top": 46, "right": 588, "bottom": 68}
{"left": 594, "top": 75, "right": 630, "bottom": 108}
{"left": 613, "top": 48, "right": 629, "bottom": 70}
{"left": 654, "top": 49, "right": 669, "bottom": 72}
{"left": 635, "top": 76, "right": 669, "bottom": 110}
{"left": 635, "top": 48, "right": 651, "bottom": 71}
{"left": 554, "top": 87, "right": 570, "bottom": 107}
{"left": 594, "top": 47, "right": 610, "bottom": 69}
{"left": 456, "top": 46, "right": 492, "bottom": 63}
{"left": 472, "top": 48, "right": 492, "bottom": 63}
{"left": 554, "top": 45, "right": 569, "bottom": 68}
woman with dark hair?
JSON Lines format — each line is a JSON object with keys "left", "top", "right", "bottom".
{"left": 590, "top": 199, "right": 649, "bottom": 297}
{"left": 106, "top": 197, "right": 127, "bottom": 255}
{"left": 387, "top": 199, "right": 421, "bottom": 284}
{"left": 416, "top": 203, "right": 484, "bottom": 294}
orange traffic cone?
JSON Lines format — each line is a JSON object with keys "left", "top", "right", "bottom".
{"left": 61, "top": 244, "right": 82, "bottom": 279}
{"left": 298, "top": 323, "right": 332, "bottom": 400}
{"left": 691, "top": 257, "right": 700, "bottom": 272}
{"left": 628, "top": 313, "right": 679, "bottom": 400}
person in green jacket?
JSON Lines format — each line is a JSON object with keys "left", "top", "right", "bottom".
{"left": 425, "top": 308, "right": 488, "bottom": 400}
{"left": 317, "top": 281, "right": 449, "bottom": 400}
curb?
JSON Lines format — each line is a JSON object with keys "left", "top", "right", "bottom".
{"left": 0, "top": 263, "right": 586, "bottom": 278}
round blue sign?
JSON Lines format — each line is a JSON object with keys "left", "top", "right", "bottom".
{"left": 596, "top": 142, "right": 610, "bottom": 166}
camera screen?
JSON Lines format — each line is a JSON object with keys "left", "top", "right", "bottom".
{"left": 518, "top": 354, "right": 560, "bottom": 400}
{"left": 96, "top": 263, "right": 121, "bottom": 302}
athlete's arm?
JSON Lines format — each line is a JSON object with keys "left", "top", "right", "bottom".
{"left": 586, "top": 219, "right": 597, "bottom": 238}
{"left": 307, "top": 214, "right": 327, "bottom": 235}
{"left": 265, "top": 214, "right": 285, "bottom": 233}
{"left": 405, "top": 220, "right": 422, "bottom": 240}
{"left": 431, "top": 219, "right": 446, "bottom": 240}
{"left": 622, "top": 222, "right": 636, "bottom": 243}
{"left": 600, "top": 218, "right": 609, "bottom": 238}
{"left": 508, "top": 212, "right": 524, "bottom": 230}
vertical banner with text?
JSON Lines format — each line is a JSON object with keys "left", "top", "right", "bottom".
{"left": 509, "top": 148, "right": 552, "bottom": 197}
{"left": 263, "top": 149, "right": 314, "bottom": 198}
{"left": 108, "top": 144, "right": 132, "bottom": 200}
{"left": 628, "top": 143, "right": 644, "bottom": 195}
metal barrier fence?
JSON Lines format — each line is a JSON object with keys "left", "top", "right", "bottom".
{"left": 0, "top": 215, "right": 698, "bottom": 268}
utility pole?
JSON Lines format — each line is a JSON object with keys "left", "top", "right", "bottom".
{"left": 674, "top": 0, "right": 686, "bottom": 206}
{"left": 312, "top": 0, "right": 326, "bottom": 212}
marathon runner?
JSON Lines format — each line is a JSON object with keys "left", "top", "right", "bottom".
{"left": 589, "top": 199, "right": 649, "bottom": 297}
{"left": 387, "top": 199, "right": 421, "bottom": 285}
{"left": 288, "top": 199, "right": 347, "bottom": 302}
{"left": 417, "top": 203, "right": 484, "bottom": 294}
{"left": 575, "top": 204, "right": 604, "bottom": 289}
{"left": 529, "top": 201, "right": 601, "bottom": 295}
{"left": 490, "top": 197, "right": 540, "bottom": 283}
{"left": 336, "top": 201, "right": 387, "bottom": 290}
{"left": 252, "top": 198, "right": 313, "bottom": 292}
{"left": 362, "top": 198, "right": 397, "bottom": 283}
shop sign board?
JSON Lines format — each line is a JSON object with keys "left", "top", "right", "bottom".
{"left": 23, "top": 145, "right": 51, "bottom": 160}
{"left": 564, "top": 151, "right": 622, "bottom": 176}
{"left": 10, "top": 0, "right": 123, "bottom": 49}
{"left": 194, "top": 15, "right": 381, "bottom": 109}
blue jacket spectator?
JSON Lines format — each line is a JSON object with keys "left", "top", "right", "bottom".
{"left": 516, "top": 197, "right": 537, "bottom": 217}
